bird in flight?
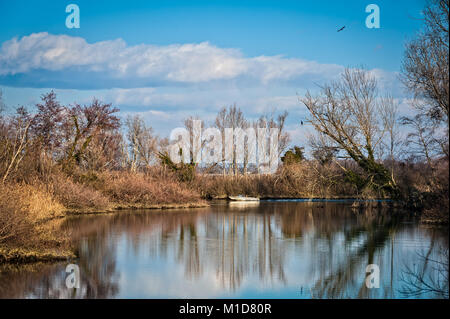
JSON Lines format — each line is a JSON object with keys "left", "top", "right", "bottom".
{"left": 337, "top": 26, "right": 345, "bottom": 32}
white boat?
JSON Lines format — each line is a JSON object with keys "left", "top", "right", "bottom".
{"left": 228, "top": 195, "right": 260, "bottom": 201}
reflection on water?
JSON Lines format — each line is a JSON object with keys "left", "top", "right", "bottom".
{"left": 0, "top": 201, "right": 448, "bottom": 299}
{"left": 228, "top": 201, "right": 260, "bottom": 209}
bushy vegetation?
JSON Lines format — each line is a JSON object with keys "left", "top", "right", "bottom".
{"left": 0, "top": 92, "right": 205, "bottom": 261}
{"left": 195, "top": 162, "right": 355, "bottom": 199}
{"left": 0, "top": 182, "right": 72, "bottom": 262}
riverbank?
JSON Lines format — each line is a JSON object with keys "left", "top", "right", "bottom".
{"left": 1, "top": 194, "right": 446, "bottom": 264}
{"left": 1, "top": 163, "right": 447, "bottom": 264}
{"left": 65, "top": 201, "right": 209, "bottom": 216}
{"left": 194, "top": 162, "right": 448, "bottom": 225}
{"left": 420, "top": 210, "right": 449, "bottom": 225}
{"left": 0, "top": 201, "right": 211, "bottom": 262}
{"left": 0, "top": 247, "right": 75, "bottom": 264}
{"left": 193, "top": 166, "right": 359, "bottom": 199}
{"left": 0, "top": 169, "right": 208, "bottom": 264}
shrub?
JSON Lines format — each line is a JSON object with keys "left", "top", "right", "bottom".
{"left": 0, "top": 182, "right": 66, "bottom": 248}
{"left": 99, "top": 170, "right": 202, "bottom": 206}
{"left": 49, "top": 172, "right": 111, "bottom": 210}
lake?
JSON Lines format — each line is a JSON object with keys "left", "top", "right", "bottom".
{"left": 0, "top": 201, "right": 448, "bottom": 299}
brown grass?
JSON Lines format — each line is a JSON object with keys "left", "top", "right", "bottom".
{"left": 420, "top": 161, "right": 449, "bottom": 224}
{"left": 194, "top": 162, "right": 359, "bottom": 199}
{"left": 49, "top": 172, "right": 111, "bottom": 210}
{"left": 100, "top": 170, "right": 204, "bottom": 206}
{"left": 0, "top": 182, "right": 72, "bottom": 262}
{"left": 0, "top": 167, "right": 207, "bottom": 262}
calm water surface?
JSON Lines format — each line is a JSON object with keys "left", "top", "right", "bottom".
{"left": 0, "top": 201, "right": 448, "bottom": 298}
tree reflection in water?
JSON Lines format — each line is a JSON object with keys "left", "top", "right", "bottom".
{"left": 0, "top": 201, "right": 447, "bottom": 298}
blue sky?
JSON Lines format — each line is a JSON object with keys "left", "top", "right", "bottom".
{"left": 0, "top": 0, "right": 426, "bottom": 141}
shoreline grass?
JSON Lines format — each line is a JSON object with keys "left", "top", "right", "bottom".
{"left": 0, "top": 168, "right": 208, "bottom": 264}
{"left": 0, "top": 247, "right": 76, "bottom": 264}
{"left": 1, "top": 162, "right": 447, "bottom": 264}
{"left": 64, "top": 201, "right": 209, "bottom": 216}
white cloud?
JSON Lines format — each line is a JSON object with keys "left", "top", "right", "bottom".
{"left": 0, "top": 32, "right": 408, "bottom": 147}
{"left": 0, "top": 33, "right": 125, "bottom": 74}
{"left": 0, "top": 32, "right": 344, "bottom": 88}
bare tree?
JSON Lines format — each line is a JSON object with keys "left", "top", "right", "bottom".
{"left": 401, "top": 113, "right": 443, "bottom": 167}
{"left": 308, "top": 132, "right": 339, "bottom": 165}
{"left": 214, "top": 104, "right": 247, "bottom": 175}
{"left": 183, "top": 116, "right": 206, "bottom": 165}
{"left": 2, "top": 107, "right": 32, "bottom": 183}
{"left": 125, "top": 115, "right": 158, "bottom": 171}
{"left": 63, "top": 99, "right": 120, "bottom": 169}
{"left": 0, "top": 89, "right": 5, "bottom": 115}
{"left": 253, "top": 111, "right": 290, "bottom": 174}
{"left": 31, "top": 91, "right": 66, "bottom": 159}
{"left": 84, "top": 131, "right": 124, "bottom": 171}
{"left": 214, "top": 108, "right": 228, "bottom": 175}
{"left": 301, "top": 68, "right": 399, "bottom": 197}
{"left": 401, "top": 0, "right": 449, "bottom": 122}
{"left": 400, "top": 0, "right": 449, "bottom": 162}
{"left": 380, "top": 95, "right": 400, "bottom": 182}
